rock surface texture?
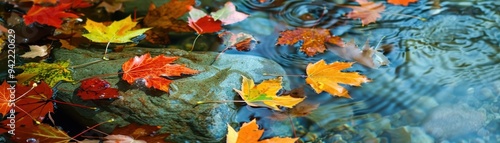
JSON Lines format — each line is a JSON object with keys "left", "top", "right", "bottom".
{"left": 54, "top": 47, "right": 289, "bottom": 142}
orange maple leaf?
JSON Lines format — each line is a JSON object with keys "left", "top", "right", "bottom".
{"left": 23, "top": 3, "right": 79, "bottom": 28}
{"left": 0, "top": 81, "right": 13, "bottom": 117}
{"left": 388, "top": 0, "right": 418, "bottom": 6}
{"left": 346, "top": 0, "right": 385, "bottom": 25}
{"left": 305, "top": 59, "right": 370, "bottom": 98}
{"left": 276, "top": 28, "right": 343, "bottom": 57}
{"left": 227, "top": 119, "right": 298, "bottom": 143}
{"left": 121, "top": 53, "right": 199, "bottom": 93}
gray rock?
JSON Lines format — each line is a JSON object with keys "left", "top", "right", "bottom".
{"left": 422, "top": 105, "right": 486, "bottom": 139}
{"left": 54, "top": 47, "right": 289, "bottom": 142}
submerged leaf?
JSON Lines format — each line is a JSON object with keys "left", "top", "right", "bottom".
{"left": 346, "top": 0, "right": 385, "bottom": 25}
{"left": 277, "top": 28, "right": 343, "bottom": 56}
{"left": 388, "top": 0, "right": 418, "bottom": 6}
{"left": 210, "top": 2, "right": 248, "bottom": 25}
{"left": 218, "top": 31, "right": 257, "bottom": 51}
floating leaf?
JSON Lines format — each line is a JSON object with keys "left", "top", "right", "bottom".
{"left": 329, "top": 40, "right": 390, "bottom": 68}
{"left": 277, "top": 28, "right": 343, "bottom": 57}
{"left": 233, "top": 76, "right": 305, "bottom": 111}
{"left": 20, "top": 45, "right": 50, "bottom": 58}
{"left": 16, "top": 61, "right": 73, "bottom": 86}
{"left": 388, "top": 0, "right": 418, "bottom": 6}
{"left": 218, "top": 31, "right": 257, "bottom": 51}
{"left": 346, "top": 0, "right": 385, "bottom": 25}
{"left": 23, "top": 3, "right": 79, "bottom": 28}
{"left": 187, "top": 2, "right": 248, "bottom": 34}
{"left": 187, "top": 14, "right": 222, "bottom": 34}
{"left": 77, "top": 78, "right": 119, "bottom": 100}
{"left": 227, "top": 119, "right": 298, "bottom": 143}
{"left": 82, "top": 15, "right": 151, "bottom": 43}
{"left": 121, "top": 53, "right": 199, "bottom": 93}
{"left": 305, "top": 59, "right": 370, "bottom": 98}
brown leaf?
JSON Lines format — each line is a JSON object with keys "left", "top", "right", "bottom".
{"left": 143, "top": 0, "right": 195, "bottom": 44}
{"left": 276, "top": 28, "right": 343, "bottom": 57}
{"left": 346, "top": 0, "right": 385, "bottom": 25}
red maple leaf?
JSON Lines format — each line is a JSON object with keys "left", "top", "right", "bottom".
{"left": 60, "top": 0, "right": 94, "bottom": 8}
{"left": 77, "top": 78, "right": 120, "bottom": 100}
{"left": 121, "top": 53, "right": 199, "bottom": 93}
{"left": 23, "top": 3, "right": 79, "bottom": 28}
{"left": 346, "top": 0, "right": 385, "bottom": 25}
{"left": 276, "top": 28, "right": 343, "bottom": 56}
{"left": 0, "top": 81, "right": 14, "bottom": 118}
{"left": 15, "top": 81, "right": 53, "bottom": 127}
{"left": 188, "top": 15, "right": 222, "bottom": 34}
{"left": 388, "top": 0, "right": 418, "bottom": 6}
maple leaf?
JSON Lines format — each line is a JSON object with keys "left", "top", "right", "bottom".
{"left": 60, "top": 0, "right": 94, "bottom": 8}
{"left": 0, "top": 81, "right": 13, "bottom": 118}
{"left": 144, "top": 0, "right": 194, "bottom": 32}
{"left": 111, "top": 123, "right": 169, "bottom": 142}
{"left": 388, "top": 0, "right": 418, "bottom": 6}
{"left": 328, "top": 39, "right": 390, "bottom": 68}
{"left": 233, "top": 76, "right": 305, "bottom": 111}
{"left": 218, "top": 31, "right": 257, "bottom": 51}
{"left": 210, "top": 2, "right": 249, "bottom": 25}
{"left": 277, "top": 28, "right": 343, "bottom": 57}
{"left": 227, "top": 119, "right": 298, "bottom": 143}
{"left": 305, "top": 59, "right": 370, "bottom": 98}
{"left": 15, "top": 81, "right": 53, "bottom": 127}
{"left": 16, "top": 61, "right": 73, "bottom": 86}
{"left": 346, "top": 0, "right": 385, "bottom": 25}
{"left": 33, "top": 0, "right": 57, "bottom": 5}
{"left": 77, "top": 78, "right": 120, "bottom": 100}
{"left": 20, "top": 45, "right": 50, "bottom": 58}
{"left": 187, "top": 2, "right": 248, "bottom": 34}
{"left": 12, "top": 123, "right": 72, "bottom": 143}
{"left": 23, "top": 3, "right": 79, "bottom": 28}
{"left": 97, "top": 0, "right": 126, "bottom": 13}
{"left": 83, "top": 15, "right": 151, "bottom": 43}
{"left": 121, "top": 53, "right": 199, "bottom": 93}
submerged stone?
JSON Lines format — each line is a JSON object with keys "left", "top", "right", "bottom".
{"left": 422, "top": 105, "right": 486, "bottom": 139}
{"left": 54, "top": 47, "right": 288, "bottom": 142}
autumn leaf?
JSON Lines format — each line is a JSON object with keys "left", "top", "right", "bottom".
{"left": 103, "top": 135, "right": 146, "bottom": 143}
{"left": 346, "top": 0, "right": 385, "bottom": 25}
{"left": 60, "top": 0, "right": 94, "bottom": 8}
{"left": 328, "top": 39, "right": 390, "bottom": 68}
{"left": 233, "top": 76, "right": 305, "bottom": 111}
{"left": 121, "top": 53, "right": 199, "bottom": 93}
{"left": 218, "top": 31, "right": 257, "bottom": 51}
{"left": 83, "top": 15, "right": 151, "bottom": 43}
{"left": 23, "top": 3, "right": 79, "bottom": 28}
{"left": 305, "top": 59, "right": 370, "bottom": 98}
{"left": 210, "top": 2, "right": 249, "bottom": 25}
{"left": 12, "top": 123, "right": 72, "bottom": 142}
{"left": 0, "top": 81, "right": 13, "bottom": 117}
{"left": 77, "top": 78, "right": 120, "bottom": 100}
{"left": 15, "top": 81, "right": 53, "bottom": 127}
{"left": 111, "top": 123, "right": 169, "bottom": 143}
{"left": 277, "top": 28, "right": 343, "bottom": 57}
{"left": 16, "top": 61, "right": 73, "bottom": 86}
{"left": 97, "top": 0, "right": 126, "bottom": 13}
{"left": 33, "top": 0, "right": 57, "bottom": 5}
{"left": 20, "top": 45, "right": 50, "bottom": 58}
{"left": 187, "top": 2, "right": 248, "bottom": 34}
{"left": 269, "top": 87, "right": 320, "bottom": 120}
{"left": 227, "top": 119, "right": 298, "bottom": 143}
{"left": 388, "top": 0, "right": 418, "bottom": 6}
{"left": 144, "top": 0, "right": 194, "bottom": 32}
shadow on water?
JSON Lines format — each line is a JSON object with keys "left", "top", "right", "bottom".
{"left": 227, "top": 0, "right": 500, "bottom": 142}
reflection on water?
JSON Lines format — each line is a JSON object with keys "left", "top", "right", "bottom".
{"left": 231, "top": 0, "right": 500, "bottom": 142}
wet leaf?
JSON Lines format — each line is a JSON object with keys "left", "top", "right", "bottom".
{"left": 227, "top": 119, "right": 298, "bottom": 143}
{"left": 59, "top": 39, "right": 77, "bottom": 50}
{"left": 77, "top": 78, "right": 119, "bottom": 100}
{"left": 97, "top": 0, "right": 127, "bottom": 13}
{"left": 388, "top": 0, "right": 418, "bottom": 6}
{"left": 143, "top": 0, "right": 195, "bottom": 33}
{"left": 218, "top": 31, "right": 257, "bottom": 51}
{"left": 20, "top": 45, "right": 50, "bottom": 58}
{"left": 60, "top": 0, "right": 94, "bottom": 8}
{"left": 83, "top": 16, "right": 151, "bottom": 43}
{"left": 346, "top": 0, "right": 385, "bottom": 25}
{"left": 121, "top": 53, "right": 199, "bottom": 93}
{"left": 0, "top": 81, "right": 13, "bottom": 117}
{"left": 210, "top": 2, "right": 249, "bottom": 25}
{"left": 328, "top": 40, "right": 390, "bottom": 68}
{"left": 276, "top": 28, "right": 343, "bottom": 57}
{"left": 111, "top": 123, "right": 169, "bottom": 143}
{"left": 23, "top": 3, "right": 79, "bottom": 28}
{"left": 233, "top": 76, "right": 305, "bottom": 111}
{"left": 16, "top": 61, "right": 73, "bottom": 86}
{"left": 187, "top": 15, "right": 222, "bottom": 34}
{"left": 305, "top": 59, "right": 370, "bottom": 98}
{"left": 270, "top": 102, "right": 320, "bottom": 120}
{"left": 12, "top": 123, "right": 73, "bottom": 143}
{"left": 15, "top": 81, "right": 53, "bottom": 127}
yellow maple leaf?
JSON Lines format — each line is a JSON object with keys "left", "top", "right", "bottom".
{"left": 305, "top": 59, "right": 370, "bottom": 98}
{"left": 82, "top": 15, "right": 151, "bottom": 43}
{"left": 227, "top": 119, "right": 298, "bottom": 143}
{"left": 233, "top": 76, "right": 305, "bottom": 111}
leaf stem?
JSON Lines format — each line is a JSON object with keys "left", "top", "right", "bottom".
{"left": 70, "top": 59, "right": 104, "bottom": 69}
{"left": 103, "top": 40, "right": 112, "bottom": 60}
{"left": 190, "top": 34, "right": 202, "bottom": 52}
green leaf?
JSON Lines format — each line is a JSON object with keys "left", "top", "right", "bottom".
{"left": 17, "top": 61, "right": 73, "bottom": 86}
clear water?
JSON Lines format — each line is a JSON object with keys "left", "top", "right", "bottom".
{"left": 214, "top": 0, "right": 500, "bottom": 142}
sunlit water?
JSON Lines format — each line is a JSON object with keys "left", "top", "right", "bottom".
{"left": 220, "top": 0, "right": 500, "bottom": 142}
